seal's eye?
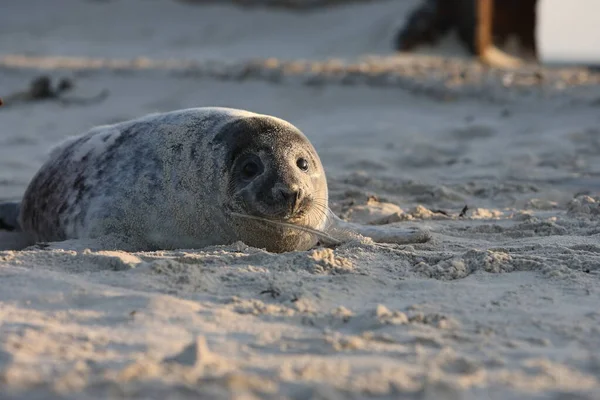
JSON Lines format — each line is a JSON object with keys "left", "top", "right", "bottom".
{"left": 296, "top": 157, "right": 309, "bottom": 171}
{"left": 241, "top": 160, "right": 260, "bottom": 180}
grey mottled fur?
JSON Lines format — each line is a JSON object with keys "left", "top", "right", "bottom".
{"left": 18, "top": 108, "right": 331, "bottom": 252}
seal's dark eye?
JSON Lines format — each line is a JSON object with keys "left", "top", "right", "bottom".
{"left": 297, "top": 157, "right": 309, "bottom": 171}
{"left": 241, "top": 161, "right": 260, "bottom": 179}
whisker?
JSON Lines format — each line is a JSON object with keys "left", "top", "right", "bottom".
{"left": 308, "top": 205, "right": 332, "bottom": 225}
{"left": 230, "top": 212, "right": 341, "bottom": 246}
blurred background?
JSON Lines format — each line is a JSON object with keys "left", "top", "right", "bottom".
{"left": 394, "top": 0, "right": 600, "bottom": 68}
{"left": 0, "top": 0, "right": 598, "bottom": 67}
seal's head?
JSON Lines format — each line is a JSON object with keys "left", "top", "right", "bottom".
{"left": 215, "top": 115, "right": 328, "bottom": 252}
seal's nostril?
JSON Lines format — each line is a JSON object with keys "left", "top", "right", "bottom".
{"left": 277, "top": 187, "right": 291, "bottom": 201}
{"left": 285, "top": 189, "right": 297, "bottom": 201}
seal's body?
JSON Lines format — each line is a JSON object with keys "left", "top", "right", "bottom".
{"left": 18, "top": 108, "right": 329, "bottom": 252}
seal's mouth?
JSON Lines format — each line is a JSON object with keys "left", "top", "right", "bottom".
{"left": 248, "top": 196, "right": 314, "bottom": 222}
{"left": 232, "top": 188, "right": 317, "bottom": 224}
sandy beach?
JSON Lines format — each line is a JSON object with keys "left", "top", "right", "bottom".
{"left": 1, "top": 1, "right": 600, "bottom": 399}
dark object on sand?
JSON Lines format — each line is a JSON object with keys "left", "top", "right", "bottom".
{"left": 395, "top": 0, "right": 538, "bottom": 68}
{"left": 1, "top": 75, "right": 108, "bottom": 107}
{"left": 2, "top": 75, "right": 72, "bottom": 103}
{"left": 22, "top": 75, "right": 72, "bottom": 100}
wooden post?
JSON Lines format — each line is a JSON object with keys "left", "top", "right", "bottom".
{"left": 477, "top": 0, "right": 522, "bottom": 68}
{"left": 475, "top": 0, "right": 493, "bottom": 56}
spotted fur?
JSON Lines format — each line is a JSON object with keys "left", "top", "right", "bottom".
{"left": 19, "top": 107, "right": 328, "bottom": 252}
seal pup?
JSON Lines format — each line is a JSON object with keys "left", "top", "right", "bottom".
{"left": 0, "top": 107, "right": 429, "bottom": 252}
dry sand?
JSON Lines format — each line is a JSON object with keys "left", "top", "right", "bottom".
{"left": 1, "top": 1, "right": 600, "bottom": 399}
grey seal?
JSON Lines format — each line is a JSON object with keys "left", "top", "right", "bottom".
{"left": 0, "top": 107, "right": 429, "bottom": 252}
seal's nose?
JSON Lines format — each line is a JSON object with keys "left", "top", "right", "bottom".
{"left": 275, "top": 185, "right": 302, "bottom": 215}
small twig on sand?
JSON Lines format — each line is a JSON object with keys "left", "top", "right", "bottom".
{"left": 458, "top": 205, "right": 469, "bottom": 218}
{"left": 431, "top": 209, "right": 450, "bottom": 216}
{"left": 260, "top": 288, "right": 281, "bottom": 298}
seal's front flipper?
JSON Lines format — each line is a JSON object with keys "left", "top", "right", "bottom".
{"left": 0, "top": 201, "right": 21, "bottom": 232}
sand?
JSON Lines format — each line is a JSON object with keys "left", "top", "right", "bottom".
{"left": 1, "top": 0, "right": 600, "bottom": 399}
